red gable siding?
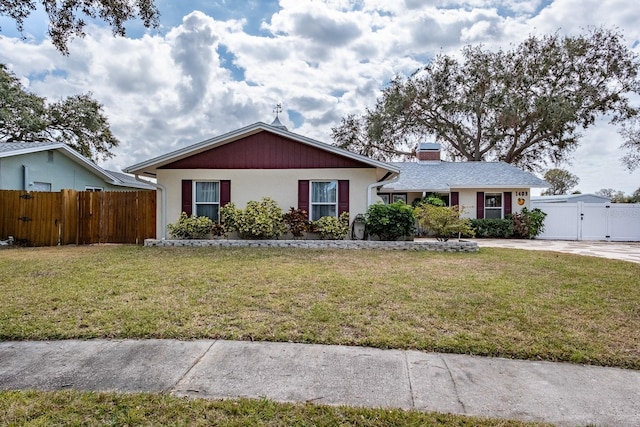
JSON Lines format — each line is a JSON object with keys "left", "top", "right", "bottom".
{"left": 160, "top": 131, "right": 371, "bottom": 169}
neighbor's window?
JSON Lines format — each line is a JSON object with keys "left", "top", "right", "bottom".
{"left": 32, "top": 182, "right": 51, "bottom": 191}
{"left": 194, "top": 181, "right": 220, "bottom": 221}
{"left": 484, "top": 193, "right": 502, "bottom": 219}
{"left": 85, "top": 186, "right": 103, "bottom": 192}
{"left": 311, "top": 181, "right": 337, "bottom": 221}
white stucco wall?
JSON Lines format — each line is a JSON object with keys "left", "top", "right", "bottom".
{"left": 157, "top": 168, "right": 380, "bottom": 237}
{"left": 457, "top": 188, "right": 532, "bottom": 219}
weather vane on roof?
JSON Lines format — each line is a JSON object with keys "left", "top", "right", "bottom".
{"left": 273, "top": 103, "right": 283, "bottom": 118}
{"left": 270, "top": 103, "right": 288, "bottom": 131}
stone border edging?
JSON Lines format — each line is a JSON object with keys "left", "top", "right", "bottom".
{"left": 144, "top": 239, "right": 478, "bottom": 252}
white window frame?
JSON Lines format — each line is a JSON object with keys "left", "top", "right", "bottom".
{"left": 193, "top": 181, "right": 221, "bottom": 221}
{"left": 85, "top": 186, "right": 103, "bottom": 192}
{"left": 484, "top": 193, "right": 503, "bottom": 219}
{"left": 310, "top": 180, "right": 338, "bottom": 221}
{"left": 31, "top": 182, "right": 52, "bottom": 192}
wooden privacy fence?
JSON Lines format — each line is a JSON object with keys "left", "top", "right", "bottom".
{"left": 0, "top": 190, "right": 156, "bottom": 246}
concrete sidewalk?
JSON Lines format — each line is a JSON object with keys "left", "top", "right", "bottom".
{"left": 1, "top": 340, "right": 639, "bottom": 426}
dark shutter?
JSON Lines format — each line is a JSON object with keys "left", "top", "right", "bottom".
{"left": 504, "top": 191, "right": 512, "bottom": 217}
{"left": 298, "top": 180, "right": 310, "bottom": 218}
{"left": 181, "top": 180, "right": 192, "bottom": 216}
{"left": 450, "top": 191, "right": 459, "bottom": 208}
{"left": 476, "top": 192, "right": 485, "bottom": 219}
{"left": 338, "top": 180, "right": 349, "bottom": 215}
{"left": 220, "top": 180, "right": 231, "bottom": 207}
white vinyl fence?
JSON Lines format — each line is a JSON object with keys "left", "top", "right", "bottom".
{"left": 532, "top": 202, "right": 640, "bottom": 241}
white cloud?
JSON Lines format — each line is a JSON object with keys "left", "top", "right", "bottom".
{"left": 0, "top": 0, "right": 638, "bottom": 193}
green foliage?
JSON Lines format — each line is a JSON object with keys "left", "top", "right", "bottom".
{"left": 220, "top": 198, "right": 285, "bottom": 239}
{"left": 471, "top": 219, "right": 514, "bottom": 238}
{"left": 282, "top": 207, "right": 311, "bottom": 238}
{"left": 312, "top": 212, "right": 350, "bottom": 240}
{"left": 365, "top": 202, "right": 415, "bottom": 241}
{"left": 1, "top": 1, "right": 160, "bottom": 54}
{"left": 414, "top": 204, "right": 475, "bottom": 241}
{"left": 542, "top": 168, "right": 580, "bottom": 195}
{"left": 167, "top": 212, "right": 213, "bottom": 239}
{"left": 0, "top": 64, "right": 119, "bottom": 161}
{"left": 412, "top": 194, "right": 446, "bottom": 207}
{"left": 332, "top": 28, "right": 640, "bottom": 172}
{"left": 595, "top": 188, "right": 634, "bottom": 203}
{"left": 472, "top": 208, "right": 547, "bottom": 239}
{"left": 510, "top": 208, "right": 547, "bottom": 239}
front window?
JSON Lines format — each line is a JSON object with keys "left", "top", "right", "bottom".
{"left": 311, "top": 181, "right": 337, "bottom": 221}
{"left": 485, "top": 193, "right": 502, "bottom": 219}
{"left": 195, "top": 181, "right": 220, "bottom": 221}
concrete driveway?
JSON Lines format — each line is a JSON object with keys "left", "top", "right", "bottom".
{"left": 469, "top": 239, "right": 640, "bottom": 264}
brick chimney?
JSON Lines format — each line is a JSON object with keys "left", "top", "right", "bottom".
{"left": 417, "top": 143, "right": 441, "bottom": 162}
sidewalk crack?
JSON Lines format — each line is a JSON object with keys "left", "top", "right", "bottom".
{"left": 403, "top": 352, "right": 416, "bottom": 409}
{"left": 440, "top": 355, "right": 467, "bottom": 414}
{"left": 167, "top": 340, "right": 217, "bottom": 394}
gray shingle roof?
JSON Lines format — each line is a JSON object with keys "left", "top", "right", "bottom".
{"left": 0, "top": 142, "right": 59, "bottom": 153}
{"left": 383, "top": 161, "right": 549, "bottom": 191}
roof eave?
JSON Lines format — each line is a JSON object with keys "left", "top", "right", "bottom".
{"left": 1, "top": 142, "right": 122, "bottom": 185}
{"left": 0, "top": 142, "right": 63, "bottom": 158}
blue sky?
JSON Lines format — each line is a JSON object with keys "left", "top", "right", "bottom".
{"left": 0, "top": 0, "right": 639, "bottom": 194}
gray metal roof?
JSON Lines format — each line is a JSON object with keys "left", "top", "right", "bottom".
{"left": 531, "top": 194, "right": 610, "bottom": 203}
{"left": 383, "top": 161, "right": 549, "bottom": 191}
{"left": 106, "top": 170, "right": 156, "bottom": 190}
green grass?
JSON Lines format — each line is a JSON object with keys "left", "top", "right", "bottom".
{"left": 0, "top": 245, "right": 639, "bottom": 369}
{"left": 0, "top": 390, "right": 552, "bottom": 426}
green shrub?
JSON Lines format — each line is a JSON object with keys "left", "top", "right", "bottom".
{"left": 412, "top": 194, "right": 446, "bottom": 207}
{"left": 414, "top": 204, "right": 475, "bottom": 241}
{"left": 220, "top": 198, "right": 285, "bottom": 239}
{"left": 167, "top": 212, "right": 213, "bottom": 239}
{"left": 471, "top": 218, "right": 514, "bottom": 238}
{"left": 510, "top": 208, "right": 547, "bottom": 239}
{"left": 313, "top": 212, "right": 350, "bottom": 240}
{"left": 365, "top": 202, "right": 415, "bottom": 241}
{"left": 283, "top": 207, "right": 312, "bottom": 238}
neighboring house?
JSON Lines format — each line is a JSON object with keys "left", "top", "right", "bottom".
{"left": 0, "top": 142, "right": 155, "bottom": 192}
{"left": 125, "top": 121, "right": 400, "bottom": 238}
{"left": 380, "top": 143, "right": 549, "bottom": 219}
{"left": 531, "top": 194, "right": 611, "bottom": 204}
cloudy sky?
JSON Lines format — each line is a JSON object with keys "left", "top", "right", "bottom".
{"left": 1, "top": 0, "right": 639, "bottom": 194}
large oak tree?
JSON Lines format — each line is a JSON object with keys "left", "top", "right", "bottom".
{"left": 541, "top": 168, "right": 579, "bottom": 195}
{"left": 332, "top": 28, "right": 640, "bottom": 172}
{"left": 0, "top": 64, "right": 118, "bottom": 161}
{"left": 0, "top": 0, "right": 159, "bottom": 53}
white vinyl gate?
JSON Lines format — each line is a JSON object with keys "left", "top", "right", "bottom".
{"left": 533, "top": 202, "right": 640, "bottom": 241}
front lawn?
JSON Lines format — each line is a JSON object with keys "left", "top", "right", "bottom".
{"left": 1, "top": 245, "right": 638, "bottom": 369}
{"left": 0, "top": 390, "right": 551, "bottom": 426}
